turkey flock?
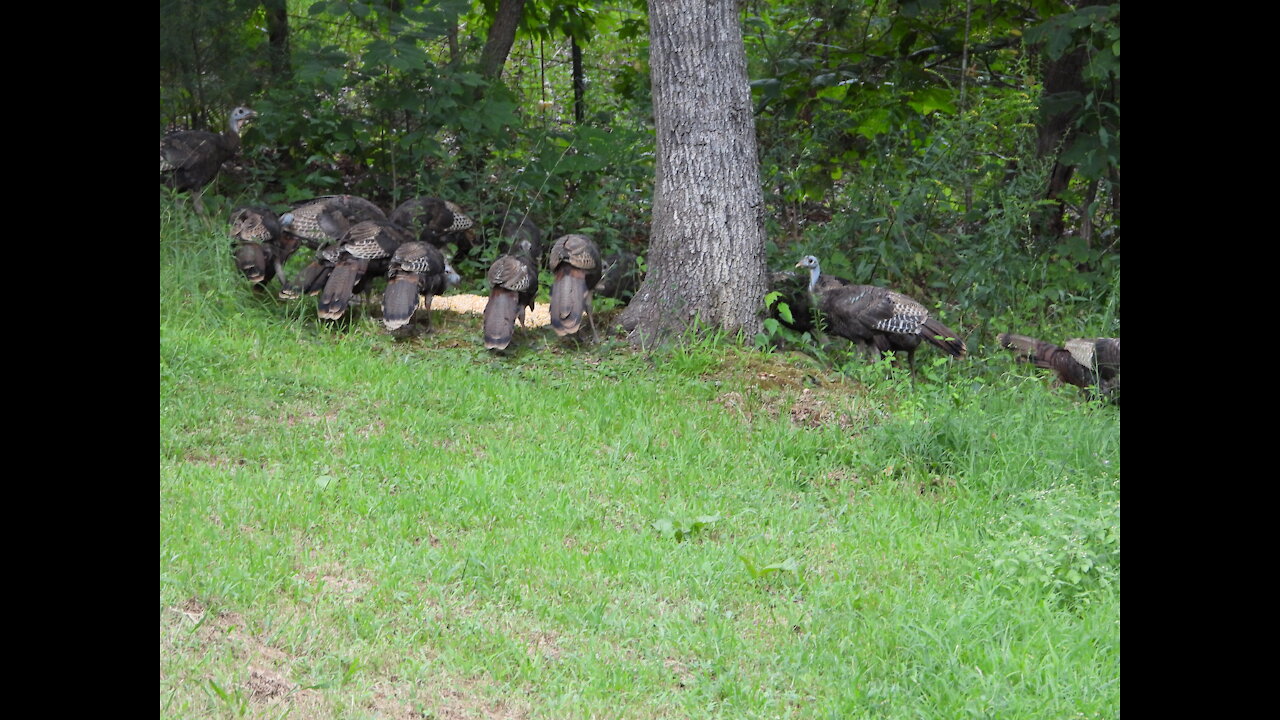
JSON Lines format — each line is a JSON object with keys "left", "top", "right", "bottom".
{"left": 220, "top": 193, "right": 638, "bottom": 354}
{"left": 163, "top": 106, "right": 1119, "bottom": 405}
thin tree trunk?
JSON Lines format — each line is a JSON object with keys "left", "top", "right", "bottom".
{"left": 1031, "top": 0, "right": 1109, "bottom": 242}
{"left": 619, "top": 0, "right": 768, "bottom": 347}
{"left": 572, "top": 35, "right": 585, "bottom": 124}
{"left": 263, "top": 0, "right": 292, "bottom": 84}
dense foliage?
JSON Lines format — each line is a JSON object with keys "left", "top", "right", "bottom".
{"left": 160, "top": 0, "right": 1118, "bottom": 344}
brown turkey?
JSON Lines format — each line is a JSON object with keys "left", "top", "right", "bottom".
{"left": 388, "top": 197, "right": 476, "bottom": 264}
{"left": 382, "top": 241, "right": 460, "bottom": 333}
{"left": 160, "top": 106, "right": 257, "bottom": 215}
{"left": 767, "top": 267, "right": 849, "bottom": 336}
{"left": 317, "top": 220, "right": 412, "bottom": 321}
{"left": 483, "top": 237, "right": 541, "bottom": 352}
{"left": 280, "top": 195, "right": 387, "bottom": 251}
{"left": 796, "top": 255, "right": 966, "bottom": 374}
{"left": 999, "top": 333, "right": 1120, "bottom": 403}
{"left": 229, "top": 206, "right": 295, "bottom": 289}
{"left": 548, "top": 234, "right": 603, "bottom": 342}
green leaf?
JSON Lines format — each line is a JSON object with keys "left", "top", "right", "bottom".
{"left": 750, "top": 78, "right": 782, "bottom": 101}
{"left": 854, "top": 109, "right": 892, "bottom": 140}
{"left": 777, "top": 301, "right": 795, "bottom": 324}
{"left": 907, "top": 88, "right": 955, "bottom": 116}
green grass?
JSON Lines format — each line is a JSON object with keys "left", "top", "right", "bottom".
{"left": 161, "top": 197, "right": 1119, "bottom": 719}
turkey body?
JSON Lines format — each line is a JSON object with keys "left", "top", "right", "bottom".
{"left": 389, "top": 197, "right": 476, "bottom": 264}
{"left": 767, "top": 268, "right": 849, "bottom": 335}
{"left": 483, "top": 238, "right": 541, "bottom": 351}
{"left": 317, "top": 220, "right": 412, "bottom": 321}
{"left": 160, "top": 106, "right": 257, "bottom": 214}
{"left": 1000, "top": 333, "right": 1120, "bottom": 402}
{"left": 596, "top": 251, "right": 644, "bottom": 303}
{"left": 229, "top": 206, "right": 292, "bottom": 288}
{"left": 796, "top": 255, "right": 965, "bottom": 373}
{"left": 382, "top": 241, "right": 459, "bottom": 332}
{"left": 548, "top": 234, "right": 603, "bottom": 341}
{"left": 498, "top": 213, "right": 543, "bottom": 262}
{"left": 281, "top": 195, "right": 387, "bottom": 251}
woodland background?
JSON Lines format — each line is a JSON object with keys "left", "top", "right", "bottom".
{"left": 159, "top": 0, "right": 1120, "bottom": 344}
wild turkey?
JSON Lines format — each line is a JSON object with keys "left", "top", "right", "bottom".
{"left": 999, "top": 333, "right": 1120, "bottom": 402}
{"left": 388, "top": 197, "right": 476, "bottom": 263}
{"left": 548, "top": 234, "right": 603, "bottom": 342}
{"left": 482, "top": 237, "right": 541, "bottom": 351}
{"left": 280, "top": 195, "right": 387, "bottom": 251}
{"left": 767, "top": 268, "right": 849, "bottom": 335}
{"left": 229, "top": 206, "right": 295, "bottom": 288}
{"left": 497, "top": 213, "right": 543, "bottom": 264}
{"left": 317, "top": 220, "right": 412, "bottom": 321}
{"left": 382, "top": 241, "right": 460, "bottom": 332}
{"left": 160, "top": 106, "right": 257, "bottom": 215}
{"left": 795, "top": 255, "right": 966, "bottom": 373}
{"left": 595, "top": 251, "right": 644, "bottom": 303}
{"left": 279, "top": 244, "right": 341, "bottom": 300}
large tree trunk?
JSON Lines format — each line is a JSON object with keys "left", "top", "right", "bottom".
{"left": 479, "top": 0, "right": 526, "bottom": 80}
{"left": 619, "top": 0, "right": 768, "bottom": 347}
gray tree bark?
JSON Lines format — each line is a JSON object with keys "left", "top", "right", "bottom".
{"left": 619, "top": 0, "right": 768, "bottom": 347}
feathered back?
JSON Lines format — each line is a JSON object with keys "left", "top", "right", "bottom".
{"left": 548, "top": 234, "right": 603, "bottom": 338}
{"left": 229, "top": 206, "right": 282, "bottom": 244}
{"left": 281, "top": 195, "right": 387, "bottom": 249}
{"left": 389, "top": 197, "right": 475, "bottom": 245}
{"left": 797, "top": 255, "right": 966, "bottom": 367}
{"left": 999, "top": 333, "right": 1119, "bottom": 401}
{"left": 483, "top": 238, "right": 541, "bottom": 351}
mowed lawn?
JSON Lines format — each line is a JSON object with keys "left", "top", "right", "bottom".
{"left": 160, "top": 203, "right": 1119, "bottom": 719}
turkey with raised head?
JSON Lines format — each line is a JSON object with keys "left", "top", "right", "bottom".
{"left": 280, "top": 195, "right": 387, "bottom": 252}
{"left": 999, "top": 333, "right": 1120, "bottom": 402}
{"left": 796, "top": 255, "right": 966, "bottom": 374}
{"left": 482, "top": 237, "right": 540, "bottom": 352}
{"left": 382, "top": 241, "right": 460, "bottom": 333}
{"left": 548, "top": 234, "right": 603, "bottom": 342}
{"left": 317, "top": 220, "right": 411, "bottom": 321}
{"left": 229, "top": 206, "right": 295, "bottom": 289}
{"left": 767, "top": 267, "right": 849, "bottom": 335}
{"left": 160, "top": 106, "right": 257, "bottom": 215}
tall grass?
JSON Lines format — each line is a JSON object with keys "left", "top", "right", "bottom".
{"left": 161, "top": 197, "right": 1118, "bottom": 719}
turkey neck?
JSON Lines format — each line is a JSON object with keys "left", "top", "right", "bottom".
{"left": 807, "top": 264, "right": 821, "bottom": 293}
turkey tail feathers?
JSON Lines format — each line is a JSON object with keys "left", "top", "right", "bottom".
{"left": 382, "top": 275, "right": 421, "bottom": 331}
{"left": 998, "top": 333, "right": 1056, "bottom": 368}
{"left": 484, "top": 288, "right": 520, "bottom": 350}
{"left": 549, "top": 269, "right": 586, "bottom": 337}
{"left": 924, "top": 318, "right": 966, "bottom": 357}
{"left": 318, "top": 259, "right": 363, "bottom": 320}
